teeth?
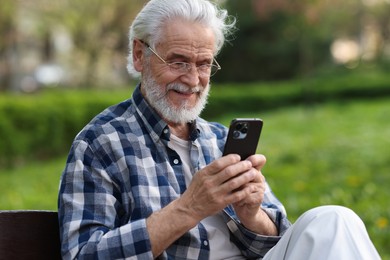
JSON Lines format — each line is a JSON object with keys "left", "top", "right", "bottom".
{"left": 169, "top": 84, "right": 203, "bottom": 94}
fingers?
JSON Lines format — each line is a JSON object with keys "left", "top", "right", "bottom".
{"left": 204, "top": 154, "right": 252, "bottom": 182}
{"left": 233, "top": 167, "right": 266, "bottom": 207}
{"left": 183, "top": 154, "right": 266, "bottom": 219}
{"left": 205, "top": 154, "right": 266, "bottom": 199}
{"left": 245, "top": 154, "right": 266, "bottom": 171}
{"left": 205, "top": 154, "right": 266, "bottom": 179}
{"left": 206, "top": 154, "right": 241, "bottom": 174}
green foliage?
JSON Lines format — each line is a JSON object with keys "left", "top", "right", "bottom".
{"left": 204, "top": 69, "right": 390, "bottom": 118}
{"left": 1, "top": 69, "right": 390, "bottom": 168}
{"left": 266, "top": 101, "right": 390, "bottom": 257}
{"left": 0, "top": 88, "right": 133, "bottom": 168}
{"left": 215, "top": 0, "right": 333, "bottom": 82}
{"left": 1, "top": 68, "right": 389, "bottom": 168}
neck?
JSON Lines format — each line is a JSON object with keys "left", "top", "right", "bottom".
{"left": 167, "top": 121, "right": 190, "bottom": 140}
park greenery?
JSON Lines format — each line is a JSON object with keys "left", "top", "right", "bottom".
{"left": 1, "top": 68, "right": 390, "bottom": 258}
{"left": 1, "top": 0, "right": 390, "bottom": 258}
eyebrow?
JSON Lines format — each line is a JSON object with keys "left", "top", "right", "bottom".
{"left": 167, "top": 52, "right": 213, "bottom": 65}
{"left": 166, "top": 52, "right": 189, "bottom": 61}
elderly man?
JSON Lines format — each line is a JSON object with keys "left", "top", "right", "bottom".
{"left": 58, "top": 0, "right": 380, "bottom": 259}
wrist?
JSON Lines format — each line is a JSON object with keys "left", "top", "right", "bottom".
{"left": 146, "top": 198, "right": 200, "bottom": 257}
{"left": 240, "top": 208, "right": 278, "bottom": 236}
{"left": 170, "top": 198, "right": 200, "bottom": 228}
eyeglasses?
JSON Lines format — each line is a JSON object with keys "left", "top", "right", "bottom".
{"left": 140, "top": 40, "right": 221, "bottom": 77}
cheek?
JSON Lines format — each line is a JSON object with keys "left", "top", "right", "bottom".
{"left": 152, "top": 67, "right": 178, "bottom": 85}
{"left": 200, "top": 77, "right": 210, "bottom": 87}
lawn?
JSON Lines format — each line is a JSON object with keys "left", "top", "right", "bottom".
{"left": 0, "top": 156, "right": 65, "bottom": 210}
{"left": 219, "top": 98, "right": 390, "bottom": 258}
{"left": 1, "top": 96, "right": 389, "bottom": 258}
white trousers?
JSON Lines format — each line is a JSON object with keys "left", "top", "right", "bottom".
{"left": 263, "top": 205, "right": 381, "bottom": 260}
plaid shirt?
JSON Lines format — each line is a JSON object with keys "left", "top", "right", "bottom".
{"left": 58, "top": 85, "right": 291, "bottom": 260}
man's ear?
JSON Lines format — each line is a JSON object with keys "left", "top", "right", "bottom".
{"left": 133, "top": 39, "right": 145, "bottom": 72}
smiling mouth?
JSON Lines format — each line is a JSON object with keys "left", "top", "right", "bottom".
{"left": 173, "top": 89, "right": 196, "bottom": 95}
{"left": 174, "top": 86, "right": 202, "bottom": 93}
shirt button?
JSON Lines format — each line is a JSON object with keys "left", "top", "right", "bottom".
{"left": 173, "top": 159, "right": 179, "bottom": 164}
{"left": 203, "top": 240, "right": 208, "bottom": 246}
{"left": 163, "top": 129, "right": 169, "bottom": 134}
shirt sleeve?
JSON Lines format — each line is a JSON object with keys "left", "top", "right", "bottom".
{"left": 58, "top": 139, "right": 154, "bottom": 260}
{"left": 223, "top": 182, "right": 292, "bottom": 259}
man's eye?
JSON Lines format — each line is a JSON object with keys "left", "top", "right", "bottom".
{"left": 198, "top": 64, "right": 211, "bottom": 70}
{"left": 171, "top": 62, "right": 186, "bottom": 69}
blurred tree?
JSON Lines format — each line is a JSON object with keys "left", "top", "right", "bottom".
{"left": 0, "top": 0, "right": 148, "bottom": 91}
{"left": 215, "top": 0, "right": 334, "bottom": 82}
{"left": 215, "top": 0, "right": 390, "bottom": 82}
{"left": 36, "top": 0, "right": 146, "bottom": 87}
{"left": 0, "top": 1, "right": 18, "bottom": 91}
{"left": 1, "top": 0, "right": 389, "bottom": 90}
{"left": 361, "top": 1, "right": 390, "bottom": 64}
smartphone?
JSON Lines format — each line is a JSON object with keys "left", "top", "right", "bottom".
{"left": 223, "top": 118, "right": 263, "bottom": 160}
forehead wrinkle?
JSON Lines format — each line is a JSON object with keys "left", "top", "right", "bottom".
{"left": 161, "top": 40, "right": 215, "bottom": 64}
{"left": 157, "top": 19, "right": 215, "bottom": 61}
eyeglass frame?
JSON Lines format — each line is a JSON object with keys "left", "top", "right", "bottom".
{"left": 140, "top": 40, "right": 221, "bottom": 77}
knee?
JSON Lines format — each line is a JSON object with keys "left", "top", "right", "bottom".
{"left": 304, "top": 205, "right": 357, "bottom": 218}
{"left": 297, "top": 205, "right": 364, "bottom": 230}
{"left": 274, "top": 206, "right": 379, "bottom": 259}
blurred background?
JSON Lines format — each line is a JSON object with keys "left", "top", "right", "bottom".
{"left": 0, "top": 0, "right": 389, "bottom": 258}
{"left": 1, "top": 0, "right": 389, "bottom": 91}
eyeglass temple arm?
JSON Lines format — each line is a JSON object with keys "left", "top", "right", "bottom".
{"left": 213, "top": 58, "right": 221, "bottom": 69}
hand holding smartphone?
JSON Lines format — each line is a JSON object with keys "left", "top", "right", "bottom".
{"left": 223, "top": 118, "right": 263, "bottom": 160}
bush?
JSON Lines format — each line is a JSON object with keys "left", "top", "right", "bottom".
{"left": 0, "top": 89, "right": 132, "bottom": 168}
{"left": 204, "top": 69, "right": 390, "bottom": 119}
{"left": 1, "top": 69, "right": 389, "bottom": 168}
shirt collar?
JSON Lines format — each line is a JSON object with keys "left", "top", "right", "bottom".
{"left": 132, "top": 83, "right": 200, "bottom": 142}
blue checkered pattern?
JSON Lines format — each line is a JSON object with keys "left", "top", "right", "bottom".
{"left": 58, "top": 85, "right": 291, "bottom": 259}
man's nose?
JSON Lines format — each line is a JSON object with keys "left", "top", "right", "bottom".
{"left": 180, "top": 65, "right": 201, "bottom": 87}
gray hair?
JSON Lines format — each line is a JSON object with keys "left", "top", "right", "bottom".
{"left": 127, "top": 0, "right": 236, "bottom": 78}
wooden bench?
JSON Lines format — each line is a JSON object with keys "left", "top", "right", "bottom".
{"left": 0, "top": 210, "right": 61, "bottom": 260}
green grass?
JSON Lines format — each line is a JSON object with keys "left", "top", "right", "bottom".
{"left": 1, "top": 97, "right": 389, "bottom": 258}
{"left": 218, "top": 98, "right": 390, "bottom": 258}
{"left": 0, "top": 156, "right": 65, "bottom": 210}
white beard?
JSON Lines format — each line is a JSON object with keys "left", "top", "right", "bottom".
{"left": 141, "top": 70, "right": 210, "bottom": 124}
